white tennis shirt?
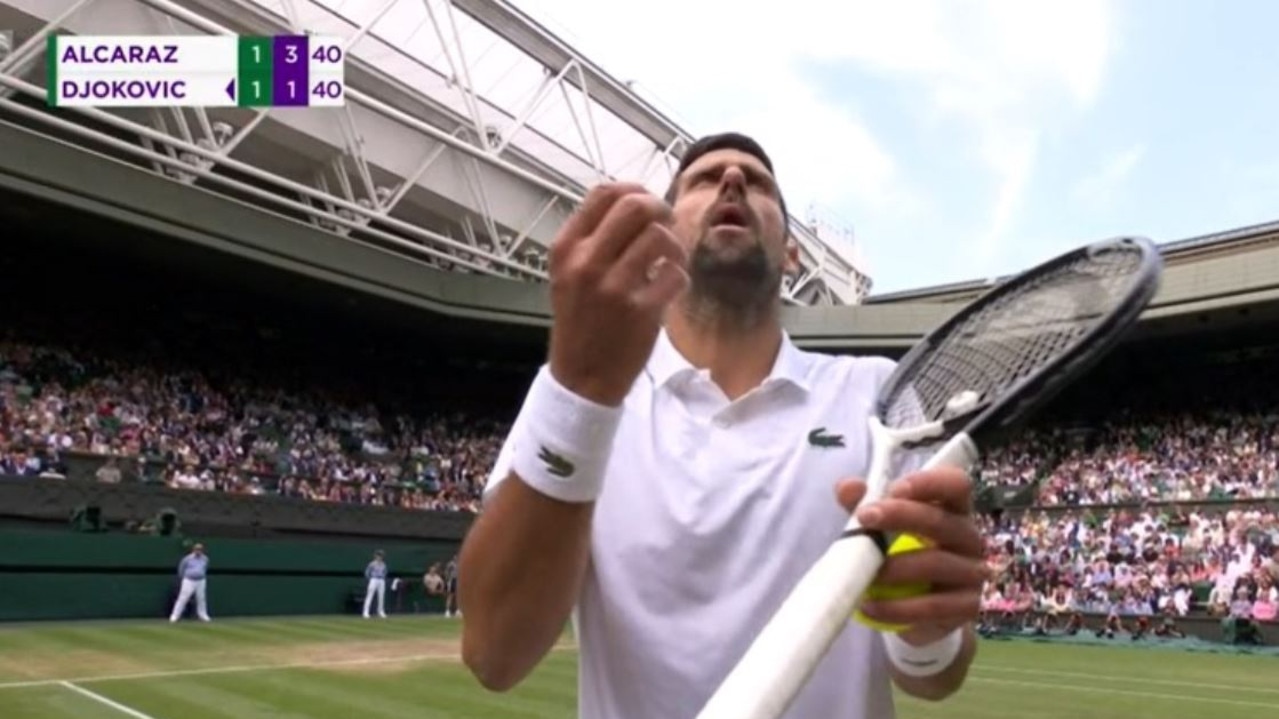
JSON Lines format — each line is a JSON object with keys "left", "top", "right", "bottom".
{"left": 485, "top": 330, "right": 912, "bottom": 719}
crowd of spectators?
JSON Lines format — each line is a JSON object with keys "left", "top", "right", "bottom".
{"left": 0, "top": 226, "right": 543, "bottom": 515}
{"left": 979, "top": 413, "right": 1279, "bottom": 506}
{"left": 978, "top": 505, "right": 1278, "bottom": 635}
{"left": 0, "top": 339, "right": 505, "bottom": 513}
{"left": 14, "top": 346, "right": 1271, "bottom": 490}
{"left": 4, "top": 335, "right": 1277, "bottom": 515}
{"left": 970, "top": 353, "right": 1279, "bottom": 634}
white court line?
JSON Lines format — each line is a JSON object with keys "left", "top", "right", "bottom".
{"left": 0, "top": 644, "right": 578, "bottom": 690}
{"left": 968, "top": 676, "right": 1279, "bottom": 710}
{"left": 59, "top": 681, "right": 160, "bottom": 719}
{"left": 981, "top": 663, "right": 1279, "bottom": 695}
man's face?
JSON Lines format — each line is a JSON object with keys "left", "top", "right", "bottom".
{"left": 193, "top": 544, "right": 204, "bottom": 555}
{"left": 669, "top": 149, "right": 794, "bottom": 298}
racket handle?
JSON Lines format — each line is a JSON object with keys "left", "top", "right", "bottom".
{"left": 695, "top": 533, "right": 885, "bottom": 719}
{"left": 919, "top": 431, "right": 980, "bottom": 474}
{"left": 696, "top": 432, "right": 979, "bottom": 719}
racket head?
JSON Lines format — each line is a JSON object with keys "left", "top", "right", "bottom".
{"left": 876, "top": 235, "right": 1163, "bottom": 447}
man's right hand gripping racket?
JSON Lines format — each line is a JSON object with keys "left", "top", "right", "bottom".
{"left": 697, "top": 236, "right": 1163, "bottom": 719}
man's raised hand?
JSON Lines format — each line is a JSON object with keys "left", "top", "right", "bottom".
{"left": 547, "top": 183, "right": 689, "bottom": 407}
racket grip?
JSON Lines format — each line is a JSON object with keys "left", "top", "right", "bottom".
{"left": 696, "top": 533, "right": 886, "bottom": 719}
{"left": 919, "top": 431, "right": 979, "bottom": 473}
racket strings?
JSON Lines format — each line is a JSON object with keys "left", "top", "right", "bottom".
{"left": 881, "top": 247, "right": 1145, "bottom": 429}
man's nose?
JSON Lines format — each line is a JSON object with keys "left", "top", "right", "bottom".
{"left": 718, "top": 166, "right": 748, "bottom": 198}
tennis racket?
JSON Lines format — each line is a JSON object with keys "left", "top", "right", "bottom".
{"left": 696, "top": 235, "right": 1163, "bottom": 719}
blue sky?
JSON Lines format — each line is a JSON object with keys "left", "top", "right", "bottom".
{"left": 519, "top": 0, "right": 1279, "bottom": 294}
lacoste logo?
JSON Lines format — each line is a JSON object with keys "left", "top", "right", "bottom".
{"left": 538, "top": 446, "right": 575, "bottom": 478}
{"left": 807, "top": 427, "right": 845, "bottom": 448}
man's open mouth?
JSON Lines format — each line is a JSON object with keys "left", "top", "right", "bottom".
{"left": 709, "top": 205, "right": 750, "bottom": 229}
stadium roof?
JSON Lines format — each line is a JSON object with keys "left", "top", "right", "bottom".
{"left": 243, "top": 0, "right": 687, "bottom": 196}
{"left": 0, "top": 0, "right": 872, "bottom": 303}
{"left": 5, "top": 114, "right": 1278, "bottom": 355}
{"left": 865, "top": 218, "right": 1279, "bottom": 306}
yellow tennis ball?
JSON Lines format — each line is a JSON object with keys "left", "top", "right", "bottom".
{"left": 852, "top": 532, "right": 932, "bottom": 633}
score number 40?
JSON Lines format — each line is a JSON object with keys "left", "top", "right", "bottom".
{"left": 308, "top": 44, "right": 342, "bottom": 101}
{"left": 309, "top": 44, "right": 342, "bottom": 64}
{"left": 311, "top": 79, "right": 342, "bottom": 99}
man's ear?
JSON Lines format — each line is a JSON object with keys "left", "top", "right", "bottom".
{"left": 783, "top": 235, "right": 802, "bottom": 276}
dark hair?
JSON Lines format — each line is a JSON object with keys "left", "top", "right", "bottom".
{"left": 664, "top": 132, "right": 789, "bottom": 225}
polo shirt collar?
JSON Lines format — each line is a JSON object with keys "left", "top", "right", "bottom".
{"left": 646, "top": 328, "right": 812, "bottom": 393}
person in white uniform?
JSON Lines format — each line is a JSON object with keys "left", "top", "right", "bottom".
{"left": 169, "top": 542, "right": 211, "bottom": 623}
{"left": 459, "top": 132, "right": 987, "bottom": 718}
{"left": 363, "top": 550, "right": 389, "bottom": 619}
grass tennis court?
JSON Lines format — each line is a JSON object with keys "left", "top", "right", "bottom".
{"left": 0, "top": 616, "right": 1274, "bottom": 718}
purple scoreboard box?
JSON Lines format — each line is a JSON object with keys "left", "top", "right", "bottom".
{"left": 272, "top": 34, "right": 309, "bottom": 107}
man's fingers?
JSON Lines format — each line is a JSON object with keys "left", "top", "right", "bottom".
{"left": 858, "top": 588, "right": 981, "bottom": 627}
{"left": 856, "top": 499, "right": 983, "bottom": 558}
{"left": 585, "top": 192, "right": 673, "bottom": 267}
{"left": 609, "top": 222, "right": 687, "bottom": 291}
{"left": 887, "top": 466, "right": 973, "bottom": 515}
{"left": 606, "top": 222, "right": 688, "bottom": 309}
{"left": 631, "top": 256, "right": 690, "bottom": 308}
{"left": 874, "top": 549, "right": 989, "bottom": 589}
{"left": 558, "top": 183, "right": 650, "bottom": 252}
{"left": 835, "top": 478, "right": 868, "bottom": 513}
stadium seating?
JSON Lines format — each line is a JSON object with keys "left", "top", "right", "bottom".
{"left": 2, "top": 311, "right": 1276, "bottom": 632}
{"left": 0, "top": 339, "right": 498, "bottom": 513}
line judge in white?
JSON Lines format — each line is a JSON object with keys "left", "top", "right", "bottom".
{"left": 458, "top": 133, "right": 986, "bottom": 718}
{"left": 169, "top": 542, "right": 211, "bottom": 623}
{"left": 363, "top": 550, "right": 389, "bottom": 619}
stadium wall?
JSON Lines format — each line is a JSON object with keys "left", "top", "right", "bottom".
{"left": 0, "top": 528, "right": 453, "bottom": 622}
{"left": 0, "top": 470, "right": 473, "bottom": 542}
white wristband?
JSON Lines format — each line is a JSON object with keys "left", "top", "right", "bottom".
{"left": 509, "top": 366, "right": 623, "bottom": 503}
{"left": 882, "top": 629, "right": 964, "bottom": 678}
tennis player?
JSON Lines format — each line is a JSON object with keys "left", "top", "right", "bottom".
{"left": 459, "top": 133, "right": 987, "bottom": 718}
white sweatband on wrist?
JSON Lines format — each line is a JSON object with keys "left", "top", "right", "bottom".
{"left": 883, "top": 628, "right": 964, "bottom": 677}
{"left": 509, "top": 366, "right": 623, "bottom": 503}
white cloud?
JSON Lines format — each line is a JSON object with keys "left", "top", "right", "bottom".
{"left": 516, "top": 0, "right": 1115, "bottom": 277}
{"left": 1072, "top": 144, "right": 1147, "bottom": 209}
{"left": 977, "top": 130, "right": 1040, "bottom": 268}
{"left": 518, "top": 2, "right": 911, "bottom": 209}
{"left": 803, "top": 0, "right": 1114, "bottom": 265}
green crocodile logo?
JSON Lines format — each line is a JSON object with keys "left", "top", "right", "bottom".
{"left": 538, "top": 446, "right": 575, "bottom": 478}
{"left": 807, "top": 427, "right": 845, "bottom": 448}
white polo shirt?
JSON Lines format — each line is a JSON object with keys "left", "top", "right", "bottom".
{"left": 485, "top": 330, "right": 912, "bottom": 719}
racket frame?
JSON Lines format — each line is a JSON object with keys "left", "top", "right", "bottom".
{"left": 878, "top": 236, "right": 1164, "bottom": 448}
{"left": 695, "top": 236, "right": 1163, "bottom": 719}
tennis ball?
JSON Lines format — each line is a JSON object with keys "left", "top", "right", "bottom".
{"left": 852, "top": 532, "right": 932, "bottom": 633}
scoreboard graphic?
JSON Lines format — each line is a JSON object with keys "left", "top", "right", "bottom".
{"left": 47, "top": 35, "right": 346, "bottom": 108}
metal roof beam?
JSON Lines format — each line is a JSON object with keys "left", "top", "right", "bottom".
{"left": 450, "top": 0, "right": 689, "bottom": 155}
